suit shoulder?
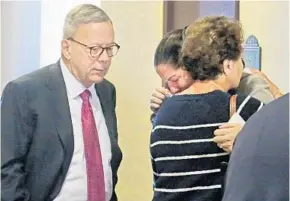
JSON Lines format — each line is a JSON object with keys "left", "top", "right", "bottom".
{"left": 6, "top": 64, "right": 55, "bottom": 87}
{"left": 100, "top": 79, "right": 116, "bottom": 92}
{"left": 2, "top": 63, "right": 57, "bottom": 98}
{"left": 102, "top": 79, "right": 115, "bottom": 88}
{"left": 256, "top": 93, "right": 288, "bottom": 117}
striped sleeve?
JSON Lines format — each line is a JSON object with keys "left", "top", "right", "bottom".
{"left": 236, "top": 95, "right": 264, "bottom": 121}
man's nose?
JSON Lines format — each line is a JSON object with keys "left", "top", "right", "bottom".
{"left": 98, "top": 49, "right": 110, "bottom": 61}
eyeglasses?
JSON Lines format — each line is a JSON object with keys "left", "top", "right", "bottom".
{"left": 68, "top": 38, "right": 120, "bottom": 58}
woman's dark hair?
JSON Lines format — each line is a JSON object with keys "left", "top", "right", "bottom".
{"left": 154, "top": 29, "right": 183, "bottom": 68}
{"left": 182, "top": 16, "right": 244, "bottom": 81}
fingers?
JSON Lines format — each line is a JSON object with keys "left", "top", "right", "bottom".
{"left": 155, "top": 87, "right": 172, "bottom": 98}
{"left": 218, "top": 123, "right": 241, "bottom": 129}
{"left": 149, "top": 87, "right": 172, "bottom": 113}
{"left": 214, "top": 127, "right": 235, "bottom": 136}
{"left": 215, "top": 124, "right": 243, "bottom": 136}
{"left": 150, "top": 103, "right": 161, "bottom": 112}
{"left": 213, "top": 135, "right": 232, "bottom": 144}
{"left": 214, "top": 124, "right": 241, "bottom": 153}
{"left": 150, "top": 88, "right": 170, "bottom": 103}
{"left": 152, "top": 91, "right": 166, "bottom": 101}
{"left": 217, "top": 142, "right": 233, "bottom": 153}
{"left": 150, "top": 96, "right": 163, "bottom": 105}
{"left": 222, "top": 145, "right": 233, "bottom": 153}
{"left": 214, "top": 129, "right": 237, "bottom": 153}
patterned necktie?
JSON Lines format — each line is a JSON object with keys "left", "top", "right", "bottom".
{"left": 80, "top": 89, "right": 106, "bottom": 201}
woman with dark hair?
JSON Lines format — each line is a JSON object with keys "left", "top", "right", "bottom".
{"left": 150, "top": 22, "right": 282, "bottom": 152}
{"left": 150, "top": 16, "right": 264, "bottom": 201}
{"left": 151, "top": 27, "right": 282, "bottom": 109}
{"left": 153, "top": 29, "right": 193, "bottom": 95}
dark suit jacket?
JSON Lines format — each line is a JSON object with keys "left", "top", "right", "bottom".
{"left": 1, "top": 61, "right": 122, "bottom": 201}
{"left": 222, "top": 93, "right": 289, "bottom": 201}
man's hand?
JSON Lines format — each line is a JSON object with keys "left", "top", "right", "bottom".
{"left": 213, "top": 123, "right": 243, "bottom": 153}
{"left": 150, "top": 87, "right": 172, "bottom": 113}
{"left": 249, "top": 68, "right": 283, "bottom": 99}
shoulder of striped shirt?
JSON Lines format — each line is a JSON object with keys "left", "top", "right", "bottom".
{"left": 152, "top": 95, "right": 263, "bottom": 132}
{"left": 150, "top": 95, "right": 263, "bottom": 194}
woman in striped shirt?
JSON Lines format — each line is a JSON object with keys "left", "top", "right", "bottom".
{"left": 150, "top": 16, "right": 264, "bottom": 201}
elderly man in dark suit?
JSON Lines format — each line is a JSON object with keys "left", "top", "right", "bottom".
{"left": 222, "top": 93, "right": 289, "bottom": 201}
{"left": 1, "top": 4, "right": 122, "bottom": 201}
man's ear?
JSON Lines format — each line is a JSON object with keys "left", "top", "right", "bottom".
{"left": 61, "top": 39, "right": 72, "bottom": 59}
{"left": 222, "top": 59, "right": 234, "bottom": 76}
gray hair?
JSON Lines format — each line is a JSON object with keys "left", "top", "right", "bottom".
{"left": 63, "top": 4, "right": 112, "bottom": 39}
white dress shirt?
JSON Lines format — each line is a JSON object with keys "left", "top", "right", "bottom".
{"left": 54, "top": 60, "right": 113, "bottom": 201}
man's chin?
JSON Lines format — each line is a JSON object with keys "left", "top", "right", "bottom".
{"left": 91, "top": 75, "right": 104, "bottom": 84}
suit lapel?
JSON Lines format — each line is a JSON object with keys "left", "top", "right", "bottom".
{"left": 46, "top": 61, "right": 74, "bottom": 178}
{"left": 45, "top": 63, "right": 115, "bottom": 178}
{"left": 95, "top": 82, "right": 122, "bottom": 200}
{"left": 95, "top": 83, "right": 114, "bottom": 139}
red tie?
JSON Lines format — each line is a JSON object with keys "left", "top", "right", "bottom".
{"left": 80, "top": 89, "right": 106, "bottom": 201}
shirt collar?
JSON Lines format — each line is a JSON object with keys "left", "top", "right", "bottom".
{"left": 60, "top": 59, "right": 95, "bottom": 99}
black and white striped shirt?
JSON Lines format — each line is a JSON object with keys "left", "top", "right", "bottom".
{"left": 150, "top": 90, "right": 263, "bottom": 201}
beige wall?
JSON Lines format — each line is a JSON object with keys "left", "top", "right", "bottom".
{"left": 240, "top": 0, "right": 289, "bottom": 93}
{"left": 101, "top": 1, "right": 163, "bottom": 201}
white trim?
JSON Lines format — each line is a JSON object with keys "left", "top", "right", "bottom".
{"left": 154, "top": 152, "right": 229, "bottom": 162}
{"left": 152, "top": 123, "right": 225, "bottom": 132}
{"left": 155, "top": 185, "right": 221, "bottom": 193}
{"left": 257, "top": 102, "right": 264, "bottom": 111}
{"left": 237, "top": 95, "right": 251, "bottom": 114}
{"left": 151, "top": 138, "right": 214, "bottom": 147}
{"left": 153, "top": 169, "right": 221, "bottom": 177}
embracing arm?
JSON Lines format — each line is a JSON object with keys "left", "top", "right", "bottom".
{"left": 240, "top": 73, "right": 274, "bottom": 104}
{"left": 245, "top": 69, "right": 283, "bottom": 103}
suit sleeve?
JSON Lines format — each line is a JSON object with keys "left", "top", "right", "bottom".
{"left": 237, "top": 95, "right": 264, "bottom": 122}
{"left": 110, "top": 84, "right": 122, "bottom": 201}
{"left": 1, "top": 82, "right": 33, "bottom": 201}
{"left": 111, "top": 84, "right": 118, "bottom": 141}
{"left": 244, "top": 75, "right": 275, "bottom": 104}
{"left": 222, "top": 96, "right": 289, "bottom": 201}
{"left": 222, "top": 112, "right": 267, "bottom": 201}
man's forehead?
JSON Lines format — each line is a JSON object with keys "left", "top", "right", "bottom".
{"left": 75, "top": 23, "right": 115, "bottom": 45}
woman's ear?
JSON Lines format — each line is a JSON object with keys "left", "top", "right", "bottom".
{"left": 222, "top": 59, "right": 234, "bottom": 76}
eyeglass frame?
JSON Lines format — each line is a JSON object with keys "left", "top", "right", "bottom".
{"left": 68, "top": 38, "right": 120, "bottom": 58}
